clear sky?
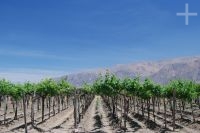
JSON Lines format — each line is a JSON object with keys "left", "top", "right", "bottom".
{"left": 0, "top": 0, "right": 200, "bottom": 82}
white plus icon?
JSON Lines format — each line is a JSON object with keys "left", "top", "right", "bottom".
{"left": 176, "top": 3, "right": 198, "bottom": 25}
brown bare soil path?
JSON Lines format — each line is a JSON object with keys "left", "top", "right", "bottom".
{"left": 115, "top": 105, "right": 153, "bottom": 133}
{"left": 3, "top": 106, "right": 73, "bottom": 133}
{"left": 98, "top": 96, "right": 114, "bottom": 133}
{"left": 50, "top": 109, "right": 75, "bottom": 133}
{"left": 36, "top": 107, "right": 74, "bottom": 132}
{"left": 79, "top": 96, "right": 114, "bottom": 133}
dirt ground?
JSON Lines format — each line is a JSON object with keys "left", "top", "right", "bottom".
{"left": 1, "top": 96, "right": 200, "bottom": 133}
{"left": 79, "top": 96, "right": 113, "bottom": 133}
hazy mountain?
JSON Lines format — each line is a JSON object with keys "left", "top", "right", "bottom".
{"left": 59, "top": 56, "right": 200, "bottom": 86}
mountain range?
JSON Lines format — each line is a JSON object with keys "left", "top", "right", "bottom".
{"left": 59, "top": 56, "right": 200, "bottom": 86}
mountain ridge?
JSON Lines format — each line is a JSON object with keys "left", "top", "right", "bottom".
{"left": 59, "top": 56, "right": 200, "bottom": 86}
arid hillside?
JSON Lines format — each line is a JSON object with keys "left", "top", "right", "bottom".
{"left": 60, "top": 56, "right": 200, "bottom": 86}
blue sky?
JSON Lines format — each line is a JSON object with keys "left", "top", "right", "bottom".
{"left": 0, "top": 0, "right": 200, "bottom": 82}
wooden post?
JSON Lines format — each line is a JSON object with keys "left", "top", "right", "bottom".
{"left": 163, "top": 98, "right": 167, "bottom": 129}
{"left": 73, "top": 89, "right": 80, "bottom": 129}
{"left": 172, "top": 88, "right": 176, "bottom": 131}
{"left": 4, "top": 96, "right": 7, "bottom": 125}
{"left": 123, "top": 95, "right": 127, "bottom": 130}
{"left": 23, "top": 95, "right": 28, "bottom": 133}
{"left": 31, "top": 91, "right": 36, "bottom": 125}
{"left": 73, "top": 97, "right": 77, "bottom": 128}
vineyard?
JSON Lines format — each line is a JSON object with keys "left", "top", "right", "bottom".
{"left": 0, "top": 72, "right": 200, "bottom": 133}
